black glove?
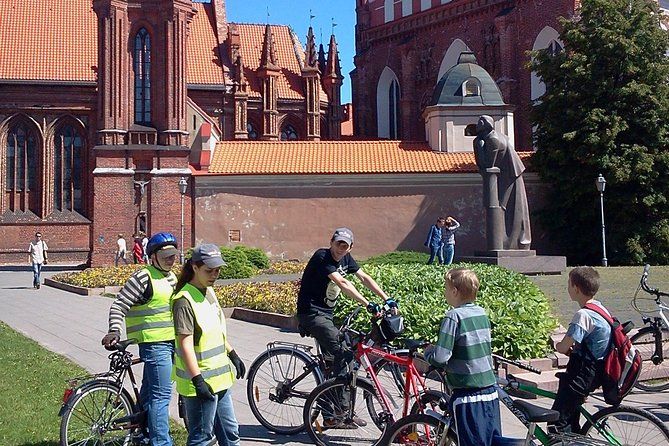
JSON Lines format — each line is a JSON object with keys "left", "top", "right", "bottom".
{"left": 366, "top": 302, "right": 381, "bottom": 315}
{"left": 384, "top": 298, "right": 398, "bottom": 309}
{"left": 228, "top": 350, "right": 246, "bottom": 379}
{"left": 101, "top": 332, "right": 120, "bottom": 349}
{"left": 191, "top": 374, "right": 215, "bottom": 400}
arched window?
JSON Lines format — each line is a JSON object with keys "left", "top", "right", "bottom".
{"left": 5, "top": 121, "right": 38, "bottom": 213}
{"left": 54, "top": 124, "right": 84, "bottom": 213}
{"left": 388, "top": 79, "right": 400, "bottom": 139}
{"left": 280, "top": 124, "right": 298, "bottom": 141}
{"left": 531, "top": 26, "right": 563, "bottom": 101}
{"left": 247, "top": 122, "right": 258, "bottom": 140}
{"left": 134, "top": 28, "right": 152, "bottom": 125}
{"left": 401, "top": 0, "right": 412, "bottom": 17}
{"left": 547, "top": 40, "right": 563, "bottom": 57}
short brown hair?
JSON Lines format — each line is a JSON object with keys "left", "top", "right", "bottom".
{"left": 569, "top": 266, "right": 600, "bottom": 297}
{"left": 445, "top": 268, "right": 480, "bottom": 301}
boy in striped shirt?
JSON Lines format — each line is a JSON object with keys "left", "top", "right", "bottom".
{"left": 425, "top": 268, "right": 500, "bottom": 446}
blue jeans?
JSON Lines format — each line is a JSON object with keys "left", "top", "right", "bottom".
{"left": 427, "top": 244, "right": 444, "bottom": 264}
{"left": 184, "top": 388, "right": 240, "bottom": 446}
{"left": 139, "top": 341, "right": 175, "bottom": 446}
{"left": 443, "top": 244, "right": 455, "bottom": 265}
{"left": 31, "top": 262, "right": 43, "bottom": 287}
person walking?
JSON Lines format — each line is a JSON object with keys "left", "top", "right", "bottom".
{"left": 101, "top": 232, "right": 180, "bottom": 446}
{"left": 442, "top": 216, "right": 460, "bottom": 265}
{"left": 132, "top": 235, "right": 144, "bottom": 264}
{"left": 28, "top": 231, "right": 48, "bottom": 289}
{"left": 173, "top": 244, "right": 245, "bottom": 446}
{"left": 424, "top": 217, "right": 445, "bottom": 265}
{"left": 115, "top": 233, "right": 129, "bottom": 266}
{"left": 141, "top": 232, "right": 149, "bottom": 264}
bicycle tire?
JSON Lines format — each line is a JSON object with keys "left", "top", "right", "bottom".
{"left": 304, "top": 377, "right": 388, "bottom": 446}
{"left": 246, "top": 346, "right": 324, "bottom": 434}
{"left": 380, "top": 412, "right": 456, "bottom": 445}
{"left": 629, "top": 326, "right": 669, "bottom": 391}
{"left": 59, "top": 380, "right": 136, "bottom": 446}
{"left": 580, "top": 405, "right": 669, "bottom": 446}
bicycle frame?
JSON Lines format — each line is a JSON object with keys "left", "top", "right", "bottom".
{"left": 353, "top": 339, "right": 429, "bottom": 423}
{"left": 635, "top": 265, "right": 669, "bottom": 363}
{"left": 264, "top": 341, "right": 324, "bottom": 402}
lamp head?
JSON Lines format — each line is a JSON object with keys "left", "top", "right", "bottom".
{"left": 178, "top": 177, "right": 188, "bottom": 195}
{"left": 596, "top": 174, "right": 606, "bottom": 193}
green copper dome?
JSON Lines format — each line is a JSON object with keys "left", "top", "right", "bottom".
{"left": 429, "top": 52, "right": 505, "bottom": 106}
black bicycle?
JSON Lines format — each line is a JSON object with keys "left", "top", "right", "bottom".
{"left": 58, "top": 339, "right": 187, "bottom": 446}
{"left": 630, "top": 264, "right": 669, "bottom": 391}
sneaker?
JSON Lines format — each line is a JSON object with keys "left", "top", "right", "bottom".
{"left": 322, "top": 418, "right": 359, "bottom": 430}
{"left": 36, "top": 283, "right": 40, "bottom": 289}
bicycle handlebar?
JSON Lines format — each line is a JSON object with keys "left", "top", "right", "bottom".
{"left": 492, "top": 354, "right": 542, "bottom": 375}
{"left": 639, "top": 264, "right": 669, "bottom": 299}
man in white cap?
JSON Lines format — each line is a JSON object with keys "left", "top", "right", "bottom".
{"left": 296, "top": 227, "right": 396, "bottom": 379}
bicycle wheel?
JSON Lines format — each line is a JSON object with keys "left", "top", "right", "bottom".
{"left": 380, "top": 413, "right": 455, "bottom": 445}
{"left": 246, "top": 347, "right": 323, "bottom": 434}
{"left": 580, "top": 405, "right": 669, "bottom": 446}
{"left": 304, "top": 377, "right": 389, "bottom": 446}
{"left": 60, "top": 381, "right": 136, "bottom": 446}
{"left": 630, "top": 326, "right": 669, "bottom": 391}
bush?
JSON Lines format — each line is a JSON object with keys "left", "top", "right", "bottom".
{"left": 235, "top": 246, "right": 270, "bottom": 270}
{"left": 334, "top": 262, "right": 558, "bottom": 360}
{"left": 362, "top": 251, "right": 430, "bottom": 265}
{"left": 215, "top": 281, "right": 299, "bottom": 315}
{"left": 219, "top": 247, "right": 256, "bottom": 279}
{"left": 260, "top": 260, "right": 306, "bottom": 275}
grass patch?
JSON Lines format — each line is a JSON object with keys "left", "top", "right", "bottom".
{"left": 0, "top": 323, "right": 187, "bottom": 445}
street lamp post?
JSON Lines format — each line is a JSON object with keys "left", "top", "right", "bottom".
{"left": 178, "top": 177, "right": 188, "bottom": 264}
{"left": 595, "top": 174, "right": 607, "bottom": 267}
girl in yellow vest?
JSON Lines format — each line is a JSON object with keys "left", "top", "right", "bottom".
{"left": 172, "top": 244, "right": 246, "bottom": 446}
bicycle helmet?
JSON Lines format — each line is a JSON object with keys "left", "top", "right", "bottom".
{"left": 145, "top": 232, "right": 178, "bottom": 257}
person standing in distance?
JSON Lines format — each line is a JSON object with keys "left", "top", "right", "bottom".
{"left": 296, "top": 228, "right": 396, "bottom": 379}
{"left": 424, "top": 217, "right": 445, "bottom": 265}
{"left": 115, "top": 233, "right": 129, "bottom": 266}
{"left": 28, "top": 231, "right": 48, "bottom": 289}
{"left": 442, "top": 216, "right": 460, "bottom": 265}
{"left": 172, "top": 244, "right": 245, "bottom": 446}
{"left": 101, "top": 232, "right": 179, "bottom": 446}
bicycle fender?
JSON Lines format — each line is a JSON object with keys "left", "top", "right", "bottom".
{"left": 249, "top": 347, "right": 325, "bottom": 383}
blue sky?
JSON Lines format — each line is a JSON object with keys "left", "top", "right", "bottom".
{"left": 225, "top": 0, "right": 356, "bottom": 103}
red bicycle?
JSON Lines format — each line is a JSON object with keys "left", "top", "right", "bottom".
{"left": 302, "top": 308, "right": 446, "bottom": 446}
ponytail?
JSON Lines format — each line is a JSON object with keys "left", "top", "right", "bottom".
{"left": 175, "top": 259, "right": 195, "bottom": 294}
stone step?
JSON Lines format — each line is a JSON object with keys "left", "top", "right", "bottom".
{"left": 509, "top": 369, "right": 560, "bottom": 395}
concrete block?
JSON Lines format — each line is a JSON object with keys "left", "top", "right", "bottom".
{"left": 512, "top": 369, "right": 560, "bottom": 393}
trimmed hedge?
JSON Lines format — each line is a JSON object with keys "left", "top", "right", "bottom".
{"left": 334, "top": 262, "right": 558, "bottom": 360}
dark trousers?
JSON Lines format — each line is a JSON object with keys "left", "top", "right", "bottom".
{"left": 296, "top": 309, "right": 350, "bottom": 378}
{"left": 450, "top": 386, "right": 501, "bottom": 446}
{"left": 550, "top": 353, "right": 601, "bottom": 433}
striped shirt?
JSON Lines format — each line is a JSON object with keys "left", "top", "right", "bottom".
{"left": 107, "top": 267, "right": 177, "bottom": 333}
{"left": 425, "top": 302, "right": 496, "bottom": 389}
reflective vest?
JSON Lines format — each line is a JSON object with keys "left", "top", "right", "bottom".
{"left": 173, "top": 284, "right": 234, "bottom": 396}
{"left": 125, "top": 266, "right": 176, "bottom": 343}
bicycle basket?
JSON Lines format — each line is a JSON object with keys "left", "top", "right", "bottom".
{"left": 370, "top": 314, "right": 405, "bottom": 344}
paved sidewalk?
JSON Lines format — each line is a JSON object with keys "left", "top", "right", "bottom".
{"left": 0, "top": 270, "right": 667, "bottom": 445}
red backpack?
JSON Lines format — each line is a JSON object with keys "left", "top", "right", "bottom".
{"left": 584, "top": 303, "right": 642, "bottom": 406}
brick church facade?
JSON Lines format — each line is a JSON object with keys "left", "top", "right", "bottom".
{"left": 0, "top": 0, "right": 344, "bottom": 266}
{"left": 351, "top": 0, "right": 578, "bottom": 148}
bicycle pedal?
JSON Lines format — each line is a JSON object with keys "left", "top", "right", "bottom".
{"left": 114, "top": 410, "right": 146, "bottom": 426}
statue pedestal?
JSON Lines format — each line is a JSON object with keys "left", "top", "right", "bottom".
{"left": 460, "top": 250, "right": 566, "bottom": 275}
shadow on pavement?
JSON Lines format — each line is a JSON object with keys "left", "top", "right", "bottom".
{"left": 1, "top": 286, "right": 34, "bottom": 290}
{"left": 240, "top": 425, "right": 312, "bottom": 444}
{"left": 0, "top": 264, "right": 86, "bottom": 272}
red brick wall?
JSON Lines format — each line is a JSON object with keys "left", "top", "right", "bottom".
{"left": 0, "top": 224, "right": 90, "bottom": 265}
{"left": 353, "top": 0, "right": 578, "bottom": 148}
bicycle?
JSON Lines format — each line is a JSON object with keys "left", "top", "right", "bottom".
{"left": 630, "top": 263, "right": 669, "bottom": 391}
{"left": 381, "top": 354, "right": 669, "bottom": 445}
{"left": 58, "top": 339, "right": 187, "bottom": 446}
{"left": 247, "top": 307, "right": 446, "bottom": 435}
{"left": 302, "top": 307, "right": 446, "bottom": 446}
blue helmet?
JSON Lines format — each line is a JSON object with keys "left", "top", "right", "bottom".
{"left": 146, "top": 232, "right": 177, "bottom": 257}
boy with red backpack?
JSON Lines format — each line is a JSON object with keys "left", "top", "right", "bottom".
{"left": 549, "top": 266, "right": 640, "bottom": 434}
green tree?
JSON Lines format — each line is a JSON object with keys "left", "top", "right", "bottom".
{"left": 531, "top": 0, "right": 669, "bottom": 265}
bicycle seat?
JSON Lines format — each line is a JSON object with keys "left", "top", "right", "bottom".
{"left": 513, "top": 399, "right": 559, "bottom": 423}
{"left": 401, "top": 339, "right": 430, "bottom": 353}
{"left": 113, "top": 339, "right": 137, "bottom": 352}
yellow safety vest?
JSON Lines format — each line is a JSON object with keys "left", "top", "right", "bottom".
{"left": 173, "top": 284, "right": 234, "bottom": 396}
{"left": 125, "top": 266, "right": 176, "bottom": 343}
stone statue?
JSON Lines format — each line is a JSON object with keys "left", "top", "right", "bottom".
{"left": 473, "top": 115, "right": 531, "bottom": 250}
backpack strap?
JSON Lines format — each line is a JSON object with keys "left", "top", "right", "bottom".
{"left": 583, "top": 302, "right": 615, "bottom": 327}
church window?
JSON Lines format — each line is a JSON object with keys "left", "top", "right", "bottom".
{"left": 134, "top": 28, "right": 152, "bottom": 125}
{"left": 384, "top": 0, "right": 394, "bottom": 23}
{"left": 280, "top": 124, "right": 298, "bottom": 141}
{"left": 5, "top": 122, "right": 38, "bottom": 213}
{"left": 421, "top": 0, "right": 432, "bottom": 11}
{"left": 247, "top": 123, "right": 258, "bottom": 140}
{"left": 547, "top": 40, "right": 563, "bottom": 57}
{"left": 388, "top": 79, "right": 400, "bottom": 139}
{"left": 54, "top": 125, "right": 84, "bottom": 213}
{"left": 463, "top": 78, "right": 481, "bottom": 97}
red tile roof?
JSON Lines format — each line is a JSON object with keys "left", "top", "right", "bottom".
{"left": 204, "top": 140, "right": 532, "bottom": 175}
{"left": 188, "top": 3, "right": 226, "bottom": 85}
{"left": 0, "top": 0, "right": 97, "bottom": 82}
{"left": 234, "top": 23, "right": 328, "bottom": 100}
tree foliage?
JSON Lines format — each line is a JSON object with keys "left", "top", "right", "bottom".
{"left": 531, "top": 0, "right": 669, "bottom": 264}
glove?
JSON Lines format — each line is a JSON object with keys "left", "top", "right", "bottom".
{"left": 384, "top": 298, "right": 398, "bottom": 309}
{"left": 366, "top": 302, "right": 381, "bottom": 315}
{"left": 228, "top": 350, "right": 246, "bottom": 379}
{"left": 101, "top": 332, "right": 120, "bottom": 349}
{"left": 423, "top": 242, "right": 428, "bottom": 247}
{"left": 191, "top": 374, "right": 215, "bottom": 400}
